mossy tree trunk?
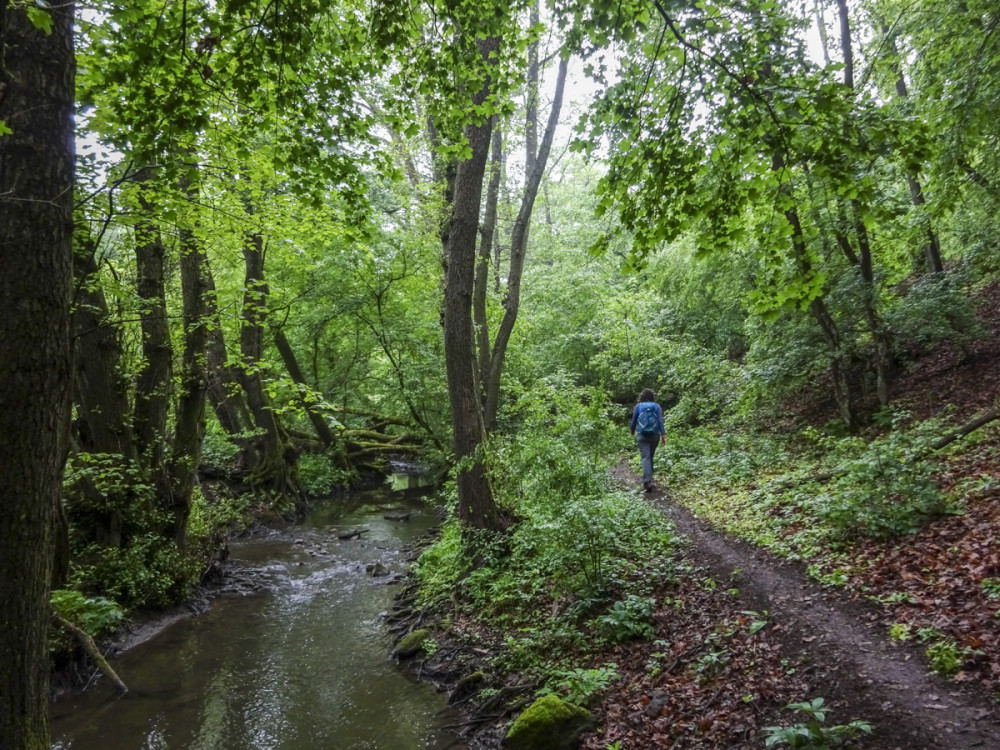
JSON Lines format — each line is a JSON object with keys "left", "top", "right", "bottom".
{"left": 442, "top": 34, "right": 504, "bottom": 531}
{"left": 70, "top": 245, "right": 138, "bottom": 548}
{"left": 204, "top": 261, "right": 257, "bottom": 471}
{"left": 133, "top": 170, "right": 174, "bottom": 471}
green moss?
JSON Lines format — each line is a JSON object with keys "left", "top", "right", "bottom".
{"left": 394, "top": 628, "right": 430, "bottom": 658}
{"left": 504, "top": 694, "right": 596, "bottom": 750}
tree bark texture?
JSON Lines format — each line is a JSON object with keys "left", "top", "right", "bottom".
{"left": 239, "top": 233, "right": 301, "bottom": 500}
{"left": 71, "top": 248, "right": 137, "bottom": 547}
{"left": 524, "top": 0, "right": 540, "bottom": 179}
{"left": 204, "top": 262, "right": 254, "bottom": 442}
{"left": 133, "top": 182, "right": 174, "bottom": 466}
{"left": 0, "top": 5, "right": 75, "bottom": 749}
{"left": 474, "top": 125, "right": 503, "bottom": 386}
{"left": 443, "top": 34, "right": 503, "bottom": 530}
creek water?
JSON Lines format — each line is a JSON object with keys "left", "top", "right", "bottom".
{"left": 50, "top": 488, "right": 466, "bottom": 750}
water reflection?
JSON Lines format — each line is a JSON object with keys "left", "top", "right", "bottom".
{"left": 51, "top": 493, "right": 463, "bottom": 750}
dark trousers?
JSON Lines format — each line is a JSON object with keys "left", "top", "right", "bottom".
{"left": 636, "top": 434, "right": 658, "bottom": 484}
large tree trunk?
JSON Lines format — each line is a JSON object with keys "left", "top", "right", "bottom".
{"left": 71, "top": 247, "right": 138, "bottom": 547}
{"left": 238, "top": 232, "right": 302, "bottom": 500}
{"left": 133, "top": 180, "right": 174, "bottom": 470}
{"left": 166, "top": 161, "right": 210, "bottom": 548}
{"left": 482, "top": 54, "right": 569, "bottom": 431}
{"left": 443, "top": 34, "right": 504, "bottom": 531}
{"left": 0, "top": 4, "right": 75, "bottom": 749}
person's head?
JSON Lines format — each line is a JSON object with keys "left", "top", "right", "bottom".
{"left": 638, "top": 388, "right": 655, "bottom": 403}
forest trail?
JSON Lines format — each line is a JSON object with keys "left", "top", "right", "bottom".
{"left": 611, "top": 464, "right": 1000, "bottom": 750}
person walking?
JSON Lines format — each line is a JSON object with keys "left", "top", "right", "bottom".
{"left": 630, "top": 388, "right": 666, "bottom": 492}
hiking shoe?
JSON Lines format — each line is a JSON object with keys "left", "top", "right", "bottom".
{"left": 643, "top": 482, "right": 653, "bottom": 492}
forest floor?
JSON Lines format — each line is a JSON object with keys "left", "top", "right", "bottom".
{"left": 400, "top": 284, "right": 1000, "bottom": 749}
{"left": 579, "top": 281, "right": 1000, "bottom": 749}
{"left": 586, "top": 463, "right": 1000, "bottom": 749}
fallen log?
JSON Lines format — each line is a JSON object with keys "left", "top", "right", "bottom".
{"left": 55, "top": 614, "right": 128, "bottom": 694}
{"left": 343, "top": 429, "right": 415, "bottom": 444}
{"left": 930, "top": 409, "right": 1000, "bottom": 451}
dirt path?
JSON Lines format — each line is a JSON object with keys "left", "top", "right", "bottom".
{"left": 612, "top": 465, "right": 1000, "bottom": 749}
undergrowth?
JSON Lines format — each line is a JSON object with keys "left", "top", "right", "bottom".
{"left": 414, "top": 377, "right": 682, "bottom": 701}
{"left": 661, "top": 411, "right": 962, "bottom": 562}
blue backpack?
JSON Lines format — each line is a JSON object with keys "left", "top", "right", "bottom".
{"left": 635, "top": 403, "right": 659, "bottom": 437}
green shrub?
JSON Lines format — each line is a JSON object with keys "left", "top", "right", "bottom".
{"left": 538, "top": 664, "right": 619, "bottom": 706}
{"left": 200, "top": 429, "right": 242, "bottom": 472}
{"left": 50, "top": 589, "right": 124, "bottom": 635}
{"left": 883, "top": 273, "right": 983, "bottom": 357}
{"left": 763, "top": 698, "right": 872, "bottom": 749}
{"left": 592, "top": 595, "right": 656, "bottom": 643}
{"left": 809, "top": 415, "right": 950, "bottom": 539}
{"left": 186, "top": 485, "right": 249, "bottom": 544}
{"left": 72, "top": 533, "right": 203, "bottom": 610}
{"left": 415, "top": 379, "right": 679, "bottom": 680}
{"left": 298, "top": 451, "right": 352, "bottom": 496}
{"left": 925, "top": 638, "right": 970, "bottom": 677}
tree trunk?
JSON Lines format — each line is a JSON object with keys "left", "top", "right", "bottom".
{"left": 878, "top": 20, "right": 944, "bottom": 274}
{"left": 771, "top": 148, "right": 857, "bottom": 430}
{"left": 475, "top": 125, "right": 503, "bottom": 385}
{"left": 443, "top": 34, "right": 504, "bottom": 531}
{"left": 0, "top": 5, "right": 75, "bottom": 748}
{"left": 166, "top": 161, "right": 210, "bottom": 548}
{"left": 482, "top": 55, "right": 569, "bottom": 431}
{"left": 238, "top": 232, "right": 302, "bottom": 500}
{"left": 272, "top": 325, "right": 339, "bottom": 449}
{"left": 133, "top": 179, "right": 174, "bottom": 469}
{"left": 837, "top": 0, "right": 893, "bottom": 407}
{"left": 204, "top": 261, "right": 254, "bottom": 443}
{"left": 71, "top": 246, "right": 137, "bottom": 547}
{"left": 524, "top": 0, "right": 540, "bottom": 179}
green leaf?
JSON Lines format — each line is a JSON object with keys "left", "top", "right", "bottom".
{"left": 0, "top": 120, "right": 11, "bottom": 137}
{"left": 27, "top": 4, "right": 54, "bottom": 35}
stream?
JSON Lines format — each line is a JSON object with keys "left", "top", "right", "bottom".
{"left": 50, "top": 487, "right": 466, "bottom": 750}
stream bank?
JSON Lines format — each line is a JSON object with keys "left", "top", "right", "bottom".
{"left": 49, "top": 487, "right": 466, "bottom": 750}
{"left": 386, "top": 465, "right": 1000, "bottom": 749}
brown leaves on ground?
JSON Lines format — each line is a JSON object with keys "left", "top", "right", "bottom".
{"left": 828, "top": 280, "right": 1000, "bottom": 693}
{"left": 843, "top": 486, "right": 1000, "bottom": 691}
{"left": 579, "top": 571, "right": 856, "bottom": 750}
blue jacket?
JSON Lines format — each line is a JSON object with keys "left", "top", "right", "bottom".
{"left": 630, "top": 401, "right": 665, "bottom": 436}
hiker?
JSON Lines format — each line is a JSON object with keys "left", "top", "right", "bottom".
{"left": 630, "top": 388, "right": 666, "bottom": 492}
